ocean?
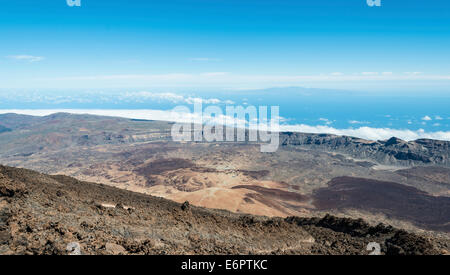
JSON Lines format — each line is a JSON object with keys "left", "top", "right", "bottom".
{"left": 0, "top": 87, "right": 449, "bottom": 141}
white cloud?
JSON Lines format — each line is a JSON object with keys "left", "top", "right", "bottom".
{"left": 279, "top": 124, "right": 450, "bottom": 142}
{"left": 7, "top": 55, "right": 45, "bottom": 62}
{"left": 119, "top": 91, "right": 234, "bottom": 105}
{"left": 185, "top": 97, "right": 222, "bottom": 104}
{"left": 349, "top": 120, "right": 370, "bottom": 124}
{"left": 421, "top": 115, "right": 432, "bottom": 121}
{"left": 122, "top": 91, "right": 184, "bottom": 103}
{"left": 435, "top": 116, "right": 443, "bottom": 120}
{"left": 319, "top": 118, "right": 333, "bottom": 125}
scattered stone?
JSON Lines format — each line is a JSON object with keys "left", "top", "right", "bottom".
{"left": 181, "top": 201, "right": 190, "bottom": 211}
{"left": 0, "top": 230, "right": 11, "bottom": 245}
{"left": 104, "top": 242, "right": 126, "bottom": 255}
{"left": 66, "top": 242, "right": 82, "bottom": 255}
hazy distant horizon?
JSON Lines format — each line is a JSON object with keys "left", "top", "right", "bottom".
{"left": 1, "top": 1, "right": 449, "bottom": 141}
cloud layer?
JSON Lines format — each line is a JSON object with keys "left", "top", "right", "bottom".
{"left": 7, "top": 55, "right": 45, "bottom": 62}
{"left": 1, "top": 109, "right": 449, "bottom": 142}
{"left": 118, "top": 91, "right": 234, "bottom": 105}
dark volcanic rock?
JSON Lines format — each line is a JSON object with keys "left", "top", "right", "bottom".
{"left": 313, "top": 177, "right": 450, "bottom": 232}
{"left": 286, "top": 215, "right": 439, "bottom": 255}
{"left": 181, "top": 201, "right": 191, "bottom": 211}
{"left": 0, "top": 165, "right": 444, "bottom": 255}
{"left": 386, "top": 231, "right": 437, "bottom": 255}
{"left": 280, "top": 132, "right": 449, "bottom": 166}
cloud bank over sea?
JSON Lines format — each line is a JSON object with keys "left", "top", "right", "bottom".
{"left": 1, "top": 109, "right": 449, "bottom": 142}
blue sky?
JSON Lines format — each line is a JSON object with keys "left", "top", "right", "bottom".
{"left": 1, "top": 0, "right": 450, "bottom": 90}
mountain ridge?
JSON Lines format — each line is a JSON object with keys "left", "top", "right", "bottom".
{"left": 1, "top": 112, "right": 448, "bottom": 166}
{"left": 280, "top": 132, "right": 450, "bottom": 166}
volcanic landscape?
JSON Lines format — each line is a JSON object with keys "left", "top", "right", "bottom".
{"left": 0, "top": 112, "right": 449, "bottom": 250}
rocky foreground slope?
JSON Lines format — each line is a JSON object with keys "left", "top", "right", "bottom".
{"left": 0, "top": 165, "right": 447, "bottom": 255}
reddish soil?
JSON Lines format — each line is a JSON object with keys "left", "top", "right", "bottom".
{"left": 233, "top": 185, "right": 308, "bottom": 202}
